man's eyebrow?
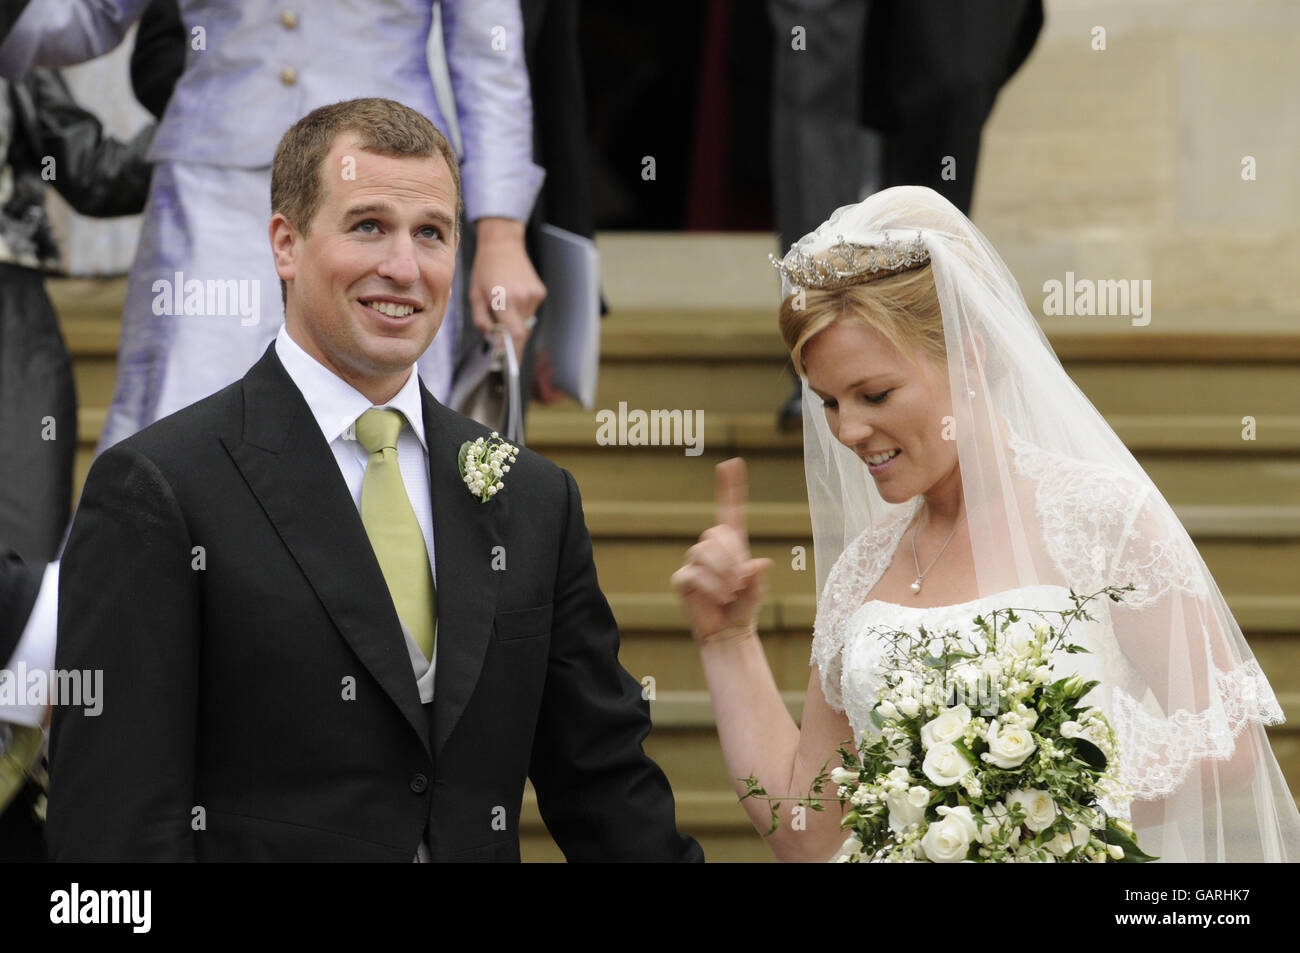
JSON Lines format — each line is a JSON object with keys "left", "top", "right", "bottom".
{"left": 339, "top": 203, "right": 456, "bottom": 231}
{"left": 340, "top": 202, "right": 389, "bottom": 223}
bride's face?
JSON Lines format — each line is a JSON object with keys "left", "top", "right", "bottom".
{"left": 803, "top": 320, "right": 957, "bottom": 504}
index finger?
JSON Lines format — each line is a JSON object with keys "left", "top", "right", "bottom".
{"left": 715, "top": 457, "right": 749, "bottom": 539}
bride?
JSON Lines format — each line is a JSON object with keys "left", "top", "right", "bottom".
{"left": 671, "top": 185, "right": 1300, "bottom": 862}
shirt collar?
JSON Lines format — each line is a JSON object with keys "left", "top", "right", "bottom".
{"left": 274, "top": 324, "right": 428, "bottom": 452}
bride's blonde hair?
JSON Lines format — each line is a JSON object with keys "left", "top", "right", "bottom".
{"left": 778, "top": 263, "right": 946, "bottom": 378}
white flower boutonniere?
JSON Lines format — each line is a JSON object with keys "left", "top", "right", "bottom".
{"left": 458, "top": 432, "right": 519, "bottom": 503}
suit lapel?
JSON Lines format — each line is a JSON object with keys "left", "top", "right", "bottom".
{"left": 221, "top": 346, "right": 431, "bottom": 754}
{"left": 422, "top": 387, "right": 505, "bottom": 757}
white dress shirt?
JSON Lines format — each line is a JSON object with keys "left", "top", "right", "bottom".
{"left": 0, "top": 561, "right": 60, "bottom": 728}
{"left": 274, "top": 326, "right": 437, "bottom": 703}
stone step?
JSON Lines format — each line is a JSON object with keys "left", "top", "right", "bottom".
{"left": 58, "top": 304, "right": 1300, "bottom": 362}
{"left": 72, "top": 406, "right": 1300, "bottom": 510}
{"left": 595, "top": 309, "right": 1300, "bottom": 362}
{"left": 74, "top": 347, "right": 1298, "bottom": 427}
{"left": 579, "top": 360, "right": 1299, "bottom": 416}
{"left": 517, "top": 789, "right": 778, "bottom": 862}
{"left": 534, "top": 448, "right": 1300, "bottom": 510}
{"left": 576, "top": 500, "right": 1300, "bottom": 538}
{"left": 605, "top": 590, "right": 1300, "bottom": 636}
{"left": 618, "top": 630, "right": 1300, "bottom": 705}
{"left": 588, "top": 531, "right": 1300, "bottom": 598}
{"left": 566, "top": 500, "right": 1300, "bottom": 592}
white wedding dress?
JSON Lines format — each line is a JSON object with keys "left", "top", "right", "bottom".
{"left": 812, "top": 432, "right": 1280, "bottom": 862}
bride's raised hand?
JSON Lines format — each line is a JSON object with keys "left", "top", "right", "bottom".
{"left": 671, "top": 458, "right": 774, "bottom": 645}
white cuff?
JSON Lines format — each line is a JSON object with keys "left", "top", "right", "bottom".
{"left": 0, "top": 561, "right": 59, "bottom": 728}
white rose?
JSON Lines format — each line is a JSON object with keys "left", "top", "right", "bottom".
{"left": 921, "top": 742, "right": 972, "bottom": 787}
{"left": 1059, "top": 720, "right": 1082, "bottom": 739}
{"left": 1045, "top": 821, "right": 1093, "bottom": 858}
{"left": 1007, "top": 788, "right": 1057, "bottom": 832}
{"left": 1031, "top": 665, "right": 1053, "bottom": 684}
{"left": 920, "top": 805, "right": 978, "bottom": 863}
{"left": 885, "top": 766, "right": 910, "bottom": 790}
{"left": 920, "top": 704, "right": 972, "bottom": 750}
{"left": 896, "top": 695, "right": 920, "bottom": 718}
{"left": 886, "top": 785, "right": 930, "bottom": 836}
{"left": 876, "top": 699, "right": 900, "bottom": 720}
{"left": 982, "top": 721, "right": 1037, "bottom": 769}
{"left": 1107, "top": 844, "right": 1125, "bottom": 860}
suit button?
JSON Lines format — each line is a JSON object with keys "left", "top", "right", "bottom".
{"left": 280, "top": 66, "right": 297, "bottom": 86}
{"left": 410, "top": 773, "right": 429, "bottom": 794}
{"left": 280, "top": 10, "right": 298, "bottom": 29}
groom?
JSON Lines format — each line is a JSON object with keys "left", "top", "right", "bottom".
{"left": 47, "top": 98, "right": 701, "bottom": 862}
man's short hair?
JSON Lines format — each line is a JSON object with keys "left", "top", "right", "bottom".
{"left": 270, "top": 98, "right": 462, "bottom": 303}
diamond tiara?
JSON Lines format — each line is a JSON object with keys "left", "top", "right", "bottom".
{"left": 770, "top": 230, "right": 929, "bottom": 291}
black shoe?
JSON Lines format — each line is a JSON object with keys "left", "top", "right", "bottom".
{"left": 777, "top": 380, "right": 802, "bottom": 432}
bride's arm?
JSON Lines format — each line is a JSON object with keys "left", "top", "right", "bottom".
{"left": 697, "top": 627, "right": 853, "bottom": 862}
{"left": 673, "top": 459, "right": 854, "bottom": 862}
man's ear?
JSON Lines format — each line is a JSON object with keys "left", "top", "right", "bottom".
{"left": 269, "top": 212, "right": 299, "bottom": 283}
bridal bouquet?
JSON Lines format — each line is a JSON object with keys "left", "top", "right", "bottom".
{"left": 744, "top": 585, "right": 1156, "bottom": 863}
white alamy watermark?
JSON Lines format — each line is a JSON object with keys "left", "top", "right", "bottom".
{"left": 152, "top": 271, "right": 260, "bottom": 326}
{"left": 0, "top": 664, "right": 102, "bottom": 716}
{"left": 50, "top": 883, "right": 151, "bottom": 933}
{"left": 1042, "top": 272, "right": 1151, "bottom": 326}
{"left": 595, "top": 401, "right": 704, "bottom": 456}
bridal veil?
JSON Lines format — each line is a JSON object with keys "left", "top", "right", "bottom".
{"left": 776, "top": 185, "right": 1300, "bottom": 862}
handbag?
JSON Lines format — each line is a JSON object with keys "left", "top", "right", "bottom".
{"left": 449, "top": 324, "right": 526, "bottom": 447}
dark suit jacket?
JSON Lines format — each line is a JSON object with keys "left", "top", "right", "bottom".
{"left": 1, "top": 545, "right": 41, "bottom": 666}
{"left": 1, "top": 544, "right": 46, "bottom": 861}
{"left": 48, "top": 344, "right": 702, "bottom": 862}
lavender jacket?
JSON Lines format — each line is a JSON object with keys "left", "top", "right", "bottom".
{"left": 0, "top": 0, "right": 545, "bottom": 222}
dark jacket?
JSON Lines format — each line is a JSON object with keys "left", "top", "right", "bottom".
{"left": 49, "top": 344, "right": 702, "bottom": 862}
{"left": 2, "top": 67, "right": 154, "bottom": 268}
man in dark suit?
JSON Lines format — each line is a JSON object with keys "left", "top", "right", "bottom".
{"left": 48, "top": 97, "right": 702, "bottom": 862}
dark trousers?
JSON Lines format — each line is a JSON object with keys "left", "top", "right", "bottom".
{"left": 0, "top": 263, "right": 75, "bottom": 564}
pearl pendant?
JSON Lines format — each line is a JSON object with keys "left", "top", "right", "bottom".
{"left": 910, "top": 579, "right": 922, "bottom": 594}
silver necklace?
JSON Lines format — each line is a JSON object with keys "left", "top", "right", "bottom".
{"left": 909, "top": 502, "right": 968, "bottom": 595}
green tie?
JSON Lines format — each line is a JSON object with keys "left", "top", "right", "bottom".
{"left": 355, "top": 408, "right": 436, "bottom": 660}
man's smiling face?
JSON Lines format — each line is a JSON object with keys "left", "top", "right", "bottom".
{"left": 271, "top": 132, "right": 459, "bottom": 402}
